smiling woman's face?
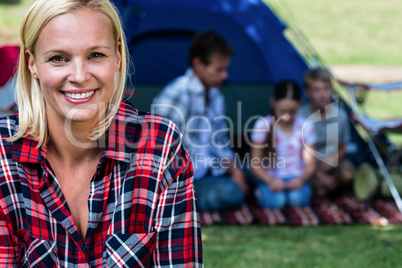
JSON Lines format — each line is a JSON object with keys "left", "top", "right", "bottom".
{"left": 27, "top": 8, "right": 121, "bottom": 126}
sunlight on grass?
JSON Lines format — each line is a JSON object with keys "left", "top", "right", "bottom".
{"left": 266, "top": 0, "right": 402, "bottom": 66}
{"left": 202, "top": 225, "right": 402, "bottom": 268}
{"left": 363, "top": 91, "right": 402, "bottom": 119}
{"left": 0, "top": 0, "right": 33, "bottom": 45}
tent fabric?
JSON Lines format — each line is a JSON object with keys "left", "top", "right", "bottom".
{"left": 114, "top": 0, "right": 309, "bottom": 86}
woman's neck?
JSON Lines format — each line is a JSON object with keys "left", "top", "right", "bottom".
{"left": 46, "top": 114, "right": 102, "bottom": 166}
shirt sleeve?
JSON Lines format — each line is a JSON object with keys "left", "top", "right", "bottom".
{"left": 153, "top": 126, "right": 203, "bottom": 267}
{"left": 251, "top": 116, "right": 271, "bottom": 144}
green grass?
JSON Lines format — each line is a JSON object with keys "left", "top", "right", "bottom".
{"left": 203, "top": 225, "right": 402, "bottom": 268}
{"left": 0, "top": 0, "right": 33, "bottom": 45}
{"left": 267, "top": 0, "right": 402, "bottom": 66}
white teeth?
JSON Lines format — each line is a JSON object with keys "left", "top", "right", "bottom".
{"left": 65, "top": 91, "right": 94, "bottom": 100}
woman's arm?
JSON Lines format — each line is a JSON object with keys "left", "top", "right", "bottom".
{"left": 152, "top": 129, "right": 203, "bottom": 267}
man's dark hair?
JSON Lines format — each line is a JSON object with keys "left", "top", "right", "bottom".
{"left": 189, "top": 30, "right": 233, "bottom": 67}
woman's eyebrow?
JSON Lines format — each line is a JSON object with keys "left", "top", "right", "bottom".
{"left": 43, "top": 46, "right": 112, "bottom": 55}
{"left": 43, "top": 49, "right": 65, "bottom": 55}
{"left": 88, "top": 46, "right": 113, "bottom": 51}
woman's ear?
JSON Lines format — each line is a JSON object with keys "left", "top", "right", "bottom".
{"left": 26, "top": 50, "right": 38, "bottom": 79}
{"left": 115, "top": 41, "right": 122, "bottom": 72}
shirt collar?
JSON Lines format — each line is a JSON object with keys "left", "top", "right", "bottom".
{"left": 12, "top": 135, "right": 44, "bottom": 164}
{"left": 104, "top": 100, "right": 141, "bottom": 163}
{"left": 185, "top": 68, "right": 206, "bottom": 94}
{"left": 12, "top": 99, "right": 140, "bottom": 164}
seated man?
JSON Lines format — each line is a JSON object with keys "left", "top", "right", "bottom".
{"left": 299, "top": 68, "right": 355, "bottom": 198}
{"left": 152, "top": 30, "right": 247, "bottom": 211}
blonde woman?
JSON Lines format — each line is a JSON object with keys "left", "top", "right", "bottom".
{"left": 0, "top": 0, "right": 202, "bottom": 266}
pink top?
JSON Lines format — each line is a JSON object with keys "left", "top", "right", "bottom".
{"left": 251, "top": 114, "right": 316, "bottom": 178}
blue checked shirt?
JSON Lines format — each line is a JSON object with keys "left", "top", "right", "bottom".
{"left": 0, "top": 100, "right": 203, "bottom": 267}
{"left": 152, "top": 69, "right": 235, "bottom": 180}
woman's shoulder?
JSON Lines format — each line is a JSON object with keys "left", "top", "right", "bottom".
{"left": 120, "top": 101, "right": 191, "bottom": 184}
{"left": 121, "top": 100, "right": 185, "bottom": 149}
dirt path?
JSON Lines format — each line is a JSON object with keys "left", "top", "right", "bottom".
{"left": 330, "top": 65, "right": 402, "bottom": 83}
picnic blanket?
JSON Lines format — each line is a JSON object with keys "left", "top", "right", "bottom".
{"left": 199, "top": 196, "right": 402, "bottom": 226}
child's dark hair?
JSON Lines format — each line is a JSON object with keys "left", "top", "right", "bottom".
{"left": 303, "top": 68, "right": 332, "bottom": 89}
{"left": 189, "top": 30, "right": 233, "bottom": 67}
{"left": 272, "top": 80, "right": 302, "bottom": 102}
{"left": 265, "top": 80, "right": 302, "bottom": 164}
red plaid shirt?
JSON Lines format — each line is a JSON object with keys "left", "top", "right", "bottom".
{"left": 0, "top": 100, "right": 203, "bottom": 267}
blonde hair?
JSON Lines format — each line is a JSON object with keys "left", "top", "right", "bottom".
{"left": 12, "top": 0, "right": 128, "bottom": 147}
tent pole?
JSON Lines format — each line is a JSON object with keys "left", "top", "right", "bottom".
{"left": 366, "top": 135, "right": 402, "bottom": 213}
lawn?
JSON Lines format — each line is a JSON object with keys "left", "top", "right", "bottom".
{"left": 0, "top": 0, "right": 32, "bottom": 46}
{"left": 203, "top": 224, "right": 402, "bottom": 268}
{"left": 266, "top": 0, "right": 402, "bottom": 66}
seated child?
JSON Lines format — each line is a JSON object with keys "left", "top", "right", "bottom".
{"left": 299, "top": 68, "right": 355, "bottom": 198}
{"left": 250, "top": 80, "right": 317, "bottom": 209}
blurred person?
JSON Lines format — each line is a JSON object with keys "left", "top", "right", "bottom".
{"left": 152, "top": 30, "right": 247, "bottom": 212}
{"left": 0, "top": 0, "right": 202, "bottom": 266}
{"left": 299, "top": 68, "right": 355, "bottom": 198}
{"left": 250, "top": 80, "right": 316, "bottom": 208}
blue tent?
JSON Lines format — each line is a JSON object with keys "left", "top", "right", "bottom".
{"left": 115, "top": 0, "right": 309, "bottom": 85}
{"left": 114, "top": 0, "right": 311, "bottom": 136}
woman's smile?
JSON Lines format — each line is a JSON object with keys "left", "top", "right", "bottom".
{"left": 62, "top": 89, "right": 98, "bottom": 103}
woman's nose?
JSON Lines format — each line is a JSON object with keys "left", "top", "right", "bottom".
{"left": 69, "top": 59, "right": 90, "bottom": 85}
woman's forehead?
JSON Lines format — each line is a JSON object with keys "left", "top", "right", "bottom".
{"left": 35, "top": 9, "right": 115, "bottom": 52}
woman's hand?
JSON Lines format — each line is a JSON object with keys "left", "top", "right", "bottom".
{"left": 286, "top": 177, "right": 305, "bottom": 190}
{"left": 268, "top": 178, "right": 287, "bottom": 192}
